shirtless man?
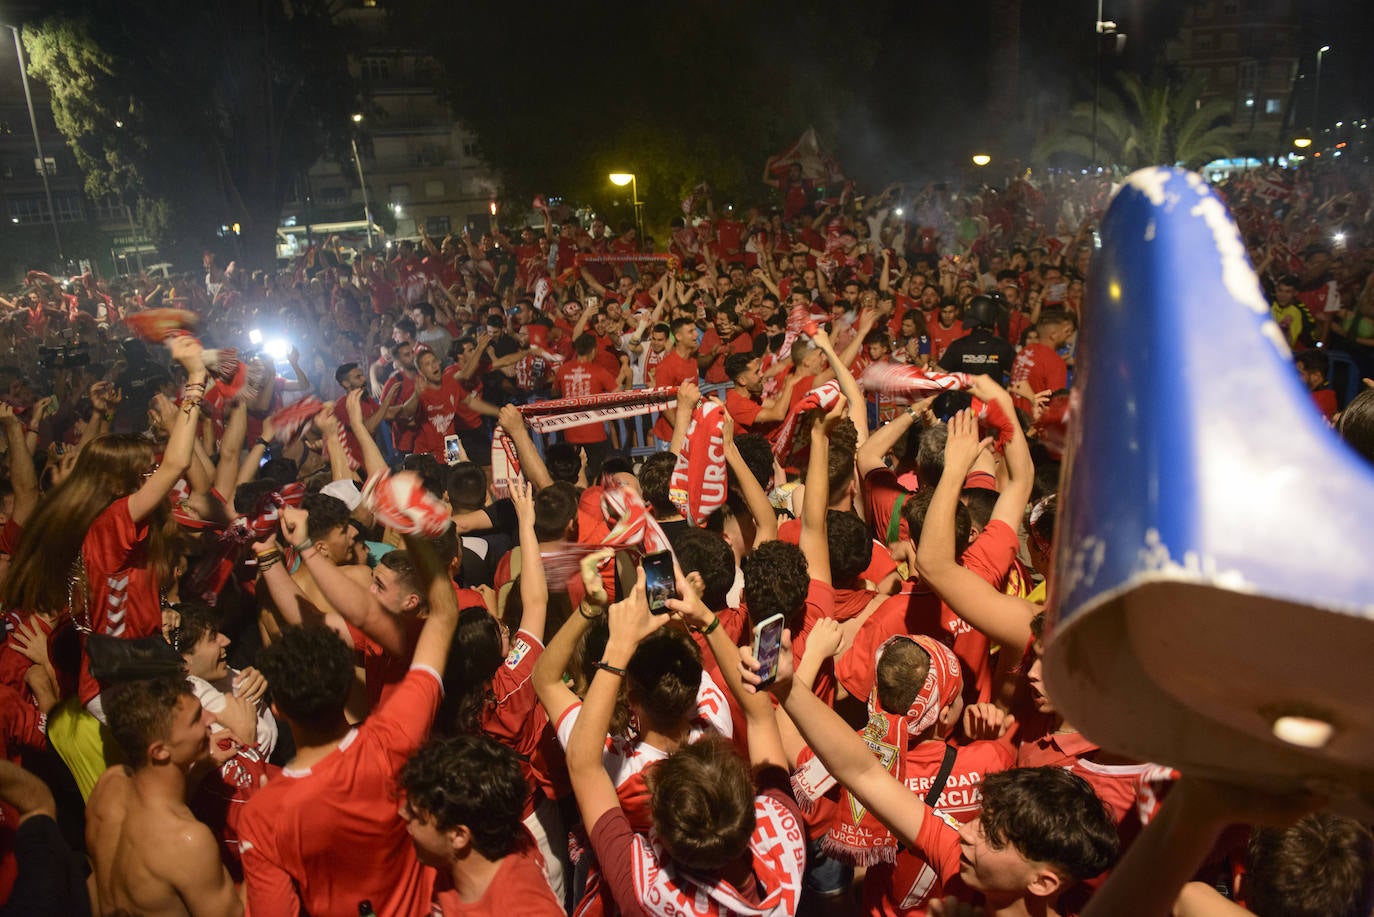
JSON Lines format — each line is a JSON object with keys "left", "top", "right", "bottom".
{"left": 86, "top": 675, "right": 242, "bottom": 917}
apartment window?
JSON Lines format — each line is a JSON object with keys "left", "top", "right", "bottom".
{"left": 1222, "top": 1, "right": 1239, "bottom": 14}
{"left": 462, "top": 142, "right": 479, "bottom": 158}
{"left": 1216, "top": 65, "right": 1236, "bottom": 84}
{"left": 425, "top": 180, "right": 445, "bottom": 198}
{"left": 1220, "top": 32, "right": 1237, "bottom": 51}
{"left": 361, "top": 56, "right": 391, "bottom": 81}
{"left": 8, "top": 196, "right": 46, "bottom": 223}
{"left": 33, "top": 156, "right": 56, "bottom": 177}
{"left": 1195, "top": 33, "right": 1214, "bottom": 51}
{"left": 1265, "top": 98, "right": 1282, "bottom": 114}
{"left": 1238, "top": 61, "right": 1258, "bottom": 93}
{"left": 319, "top": 186, "right": 347, "bottom": 204}
{"left": 426, "top": 216, "right": 451, "bottom": 237}
{"left": 54, "top": 194, "right": 83, "bottom": 222}
{"left": 388, "top": 183, "right": 411, "bottom": 202}
{"left": 1196, "top": 1, "right": 1214, "bottom": 18}
{"left": 88, "top": 195, "right": 126, "bottom": 220}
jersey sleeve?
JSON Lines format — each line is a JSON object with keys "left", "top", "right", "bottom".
{"left": 960, "top": 519, "right": 1018, "bottom": 587}
{"left": 481, "top": 630, "right": 545, "bottom": 748}
{"left": 366, "top": 665, "right": 444, "bottom": 768}
{"left": 82, "top": 498, "right": 145, "bottom": 571}
{"left": 239, "top": 791, "right": 303, "bottom": 917}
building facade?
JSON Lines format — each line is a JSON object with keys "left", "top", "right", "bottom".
{"left": 280, "top": 3, "right": 498, "bottom": 257}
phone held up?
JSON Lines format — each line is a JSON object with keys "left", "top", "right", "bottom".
{"left": 752, "top": 614, "right": 785, "bottom": 687}
{"left": 642, "top": 550, "right": 678, "bottom": 615}
{"left": 444, "top": 434, "right": 463, "bottom": 466}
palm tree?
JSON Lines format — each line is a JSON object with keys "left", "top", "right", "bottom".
{"left": 1033, "top": 72, "right": 1236, "bottom": 172}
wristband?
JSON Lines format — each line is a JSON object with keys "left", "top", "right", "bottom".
{"left": 696, "top": 615, "right": 721, "bottom": 636}
{"left": 593, "top": 660, "right": 627, "bottom": 678}
{"left": 578, "top": 600, "right": 604, "bottom": 620}
{"left": 255, "top": 437, "right": 271, "bottom": 450}
{"left": 294, "top": 536, "right": 315, "bottom": 554}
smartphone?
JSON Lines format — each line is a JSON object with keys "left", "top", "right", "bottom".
{"left": 642, "top": 550, "right": 677, "bottom": 615}
{"left": 444, "top": 434, "right": 462, "bottom": 466}
{"left": 752, "top": 614, "right": 786, "bottom": 687}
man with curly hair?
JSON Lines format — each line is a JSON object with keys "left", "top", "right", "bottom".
{"left": 398, "top": 735, "right": 564, "bottom": 915}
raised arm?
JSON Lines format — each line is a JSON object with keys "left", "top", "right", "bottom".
{"left": 281, "top": 348, "right": 313, "bottom": 393}
{"left": 913, "top": 409, "right": 1035, "bottom": 651}
{"left": 510, "top": 479, "right": 548, "bottom": 642}
{"left": 404, "top": 528, "right": 460, "bottom": 675}
{"left": 567, "top": 571, "right": 662, "bottom": 833}
{"left": 757, "top": 635, "right": 927, "bottom": 848}
{"left": 723, "top": 415, "right": 778, "bottom": 547}
{"left": 497, "top": 406, "right": 553, "bottom": 490}
{"left": 129, "top": 337, "right": 208, "bottom": 523}
{"left": 799, "top": 400, "right": 844, "bottom": 586}
{"left": 345, "top": 389, "right": 389, "bottom": 479}
{"left": 969, "top": 376, "right": 1033, "bottom": 530}
{"left": 281, "top": 506, "right": 408, "bottom": 658}
{"left": 313, "top": 407, "right": 353, "bottom": 483}
{"left": 813, "top": 322, "right": 872, "bottom": 442}
{"left": 0, "top": 404, "right": 38, "bottom": 526}
{"left": 214, "top": 400, "right": 250, "bottom": 500}
{"left": 533, "top": 550, "right": 612, "bottom": 727}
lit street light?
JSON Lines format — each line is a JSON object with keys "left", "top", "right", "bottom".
{"left": 349, "top": 113, "right": 376, "bottom": 248}
{"left": 1314, "top": 45, "right": 1331, "bottom": 135}
{"left": 1293, "top": 136, "right": 1313, "bottom": 149}
{"left": 608, "top": 172, "right": 643, "bottom": 244}
{"left": 971, "top": 154, "right": 992, "bottom": 167}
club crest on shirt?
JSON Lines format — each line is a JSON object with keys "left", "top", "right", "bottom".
{"left": 505, "top": 635, "right": 532, "bottom": 669}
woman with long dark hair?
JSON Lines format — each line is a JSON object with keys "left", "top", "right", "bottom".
{"left": 2, "top": 336, "right": 208, "bottom": 719}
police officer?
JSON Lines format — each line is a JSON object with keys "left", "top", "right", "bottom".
{"left": 939, "top": 294, "right": 1017, "bottom": 382}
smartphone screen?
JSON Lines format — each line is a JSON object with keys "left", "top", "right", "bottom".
{"left": 642, "top": 550, "right": 677, "bottom": 615}
{"left": 752, "top": 614, "right": 785, "bottom": 687}
{"left": 444, "top": 434, "right": 462, "bottom": 466}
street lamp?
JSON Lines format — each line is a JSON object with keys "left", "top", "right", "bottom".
{"left": 971, "top": 154, "right": 992, "bottom": 167}
{"left": 1091, "top": 4, "right": 1125, "bottom": 172}
{"left": 4, "top": 25, "right": 62, "bottom": 265}
{"left": 349, "top": 113, "right": 376, "bottom": 249}
{"left": 608, "top": 172, "right": 643, "bottom": 245}
{"left": 1293, "top": 136, "right": 1313, "bottom": 149}
{"left": 1314, "top": 45, "right": 1331, "bottom": 135}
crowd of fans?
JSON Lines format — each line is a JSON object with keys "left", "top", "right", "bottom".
{"left": 0, "top": 159, "right": 1371, "bottom": 917}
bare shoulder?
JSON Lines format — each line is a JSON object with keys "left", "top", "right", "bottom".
{"left": 87, "top": 766, "right": 134, "bottom": 818}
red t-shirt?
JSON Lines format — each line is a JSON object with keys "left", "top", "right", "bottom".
{"left": 699, "top": 329, "right": 755, "bottom": 384}
{"left": 479, "top": 629, "right": 561, "bottom": 817}
{"left": 928, "top": 320, "right": 966, "bottom": 363}
{"left": 79, "top": 498, "right": 164, "bottom": 705}
{"left": 429, "top": 836, "right": 563, "bottom": 915}
{"left": 725, "top": 388, "right": 764, "bottom": 432}
{"left": 415, "top": 366, "right": 483, "bottom": 459}
{"left": 239, "top": 666, "right": 442, "bottom": 917}
{"left": 553, "top": 360, "right": 618, "bottom": 444}
{"left": 865, "top": 804, "right": 970, "bottom": 916}
{"left": 836, "top": 521, "right": 1018, "bottom": 706}
{"left": 382, "top": 371, "right": 420, "bottom": 451}
{"left": 1311, "top": 388, "right": 1338, "bottom": 422}
{"left": 1009, "top": 343, "right": 1068, "bottom": 412}
{"left": 650, "top": 350, "right": 699, "bottom": 441}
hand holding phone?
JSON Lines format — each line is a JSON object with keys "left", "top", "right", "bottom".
{"left": 642, "top": 550, "right": 678, "bottom": 615}
{"left": 751, "top": 614, "right": 785, "bottom": 687}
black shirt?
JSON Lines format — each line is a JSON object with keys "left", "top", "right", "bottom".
{"left": 939, "top": 328, "right": 1017, "bottom": 382}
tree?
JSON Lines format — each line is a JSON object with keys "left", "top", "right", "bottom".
{"left": 23, "top": 1, "right": 360, "bottom": 269}
{"left": 1032, "top": 72, "right": 1235, "bottom": 172}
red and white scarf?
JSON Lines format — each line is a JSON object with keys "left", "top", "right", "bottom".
{"left": 771, "top": 379, "right": 844, "bottom": 463}
{"left": 792, "top": 635, "right": 963, "bottom": 866}
{"left": 491, "top": 387, "right": 678, "bottom": 495}
{"left": 536, "top": 476, "right": 676, "bottom": 588}
{"left": 185, "top": 483, "right": 306, "bottom": 602}
{"left": 669, "top": 400, "right": 729, "bottom": 526}
{"left": 628, "top": 794, "right": 806, "bottom": 917}
{"left": 362, "top": 469, "right": 453, "bottom": 536}
{"left": 760, "top": 305, "right": 814, "bottom": 400}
